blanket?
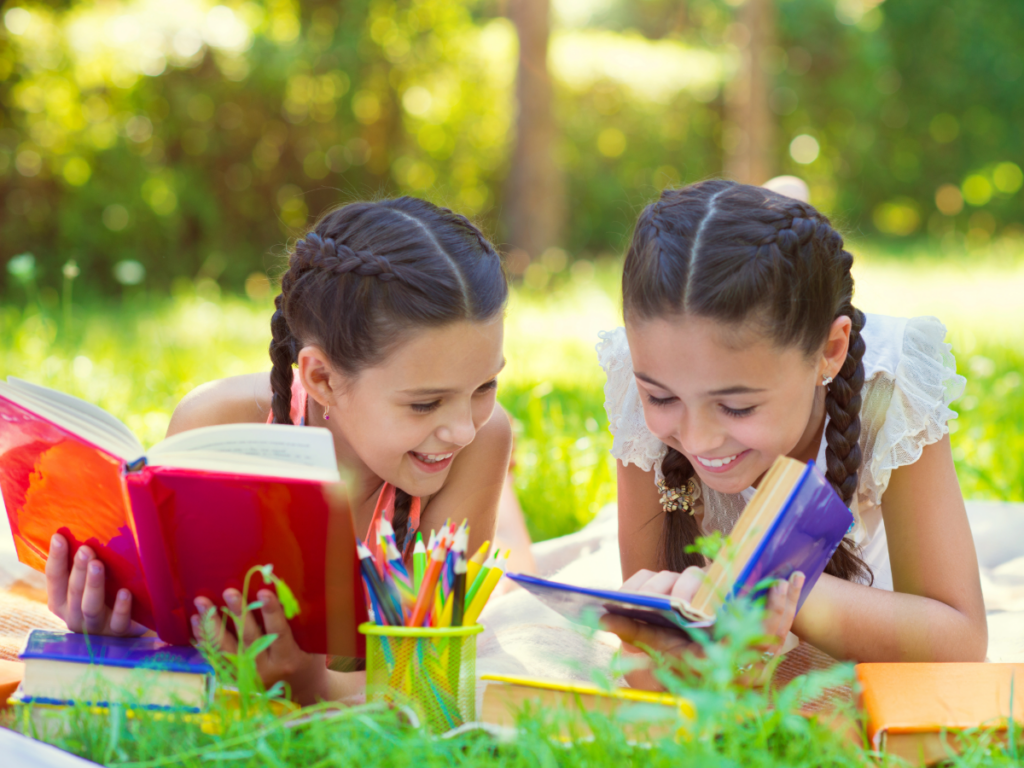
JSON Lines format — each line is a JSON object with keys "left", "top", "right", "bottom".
{"left": 1, "top": 502, "right": 1022, "bottom": 669}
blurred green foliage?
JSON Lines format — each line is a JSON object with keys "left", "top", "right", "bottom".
{"left": 1, "top": 0, "right": 1023, "bottom": 296}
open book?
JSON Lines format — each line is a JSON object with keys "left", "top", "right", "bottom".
{"left": 0, "top": 378, "right": 366, "bottom": 655}
{"left": 509, "top": 456, "right": 854, "bottom": 633}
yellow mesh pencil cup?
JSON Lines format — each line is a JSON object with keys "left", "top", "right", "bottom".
{"left": 359, "top": 622, "right": 483, "bottom": 733}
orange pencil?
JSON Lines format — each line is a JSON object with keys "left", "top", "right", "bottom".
{"left": 408, "top": 541, "right": 446, "bottom": 626}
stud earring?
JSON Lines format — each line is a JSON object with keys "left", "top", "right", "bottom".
{"left": 822, "top": 375, "right": 833, "bottom": 387}
{"left": 323, "top": 403, "right": 330, "bottom": 421}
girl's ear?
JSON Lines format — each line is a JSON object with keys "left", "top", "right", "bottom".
{"left": 296, "top": 345, "right": 343, "bottom": 407}
{"left": 821, "top": 315, "right": 852, "bottom": 380}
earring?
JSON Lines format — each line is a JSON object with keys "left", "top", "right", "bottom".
{"left": 822, "top": 375, "right": 833, "bottom": 387}
{"left": 323, "top": 403, "right": 330, "bottom": 421}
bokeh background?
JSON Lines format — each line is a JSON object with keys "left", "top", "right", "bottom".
{"left": 1, "top": 0, "right": 1022, "bottom": 540}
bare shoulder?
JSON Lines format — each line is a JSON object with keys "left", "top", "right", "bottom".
{"left": 166, "top": 373, "right": 273, "bottom": 437}
{"left": 475, "top": 402, "right": 513, "bottom": 451}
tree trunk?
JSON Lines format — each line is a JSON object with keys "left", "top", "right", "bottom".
{"left": 724, "top": 0, "right": 775, "bottom": 185}
{"left": 505, "top": 0, "right": 563, "bottom": 268}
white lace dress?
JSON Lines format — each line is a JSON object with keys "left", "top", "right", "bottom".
{"left": 597, "top": 313, "right": 967, "bottom": 591}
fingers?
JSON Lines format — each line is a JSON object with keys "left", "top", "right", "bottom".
{"left": 621, "top": 569, "right": 657, "bottom": 592}
{"left": 108, "top": 589, "right": 135, "bottom": 635}
{"left": 670, "top": 567, "right": 706, "bottom": 603}
{"left": 763, "top": 572, "right": 804, "bottom": 645}
{"left": 193, "top": 596, "right": 238, "bottom": 653}
{"left": 80, "top": 559, "right": 109, "bottom": 635}
{"left": 257, "top": 590, "right": 295, "bottom": 649}
{"left": 224, "top": 589, "right": 263, "bottom": 649}
{"left": 45, "top": 535, "right": 70, "bottom": 618}
{"left": 65, "top": 546, "right": 95, "bottom": 631}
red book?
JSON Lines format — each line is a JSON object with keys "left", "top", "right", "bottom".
{"left": 0, "top": 377, "right": 366, "bottom": 656}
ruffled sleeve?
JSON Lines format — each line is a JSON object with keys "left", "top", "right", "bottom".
{"left": 596, "top": 327, "right": 667, "bottom": 474}
{"left": 860, "top": 315, "right": 967, "bottom": 506}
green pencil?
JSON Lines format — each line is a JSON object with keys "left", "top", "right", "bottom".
{"left": 464, "top": 548, "right": 499, "bottom": 610}
{"left": 413, "top": 532, "right": 426, "bottom": 594}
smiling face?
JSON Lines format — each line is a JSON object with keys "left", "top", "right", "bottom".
{"left": 301, "top": 318, "right": 505, "bottom": 498}
{"left": 626, "top": 314, "right": 840, "bottom": 495}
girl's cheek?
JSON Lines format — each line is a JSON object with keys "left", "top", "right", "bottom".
{"left": 472, "top": 392, "right": 498, "bottom": 428}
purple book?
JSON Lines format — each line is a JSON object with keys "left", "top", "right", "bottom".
{"left": 510, "top": 459, "right": 854, "bottom": 633}
{"left": 17, "top": 629, "right": 213, "bottom": 711}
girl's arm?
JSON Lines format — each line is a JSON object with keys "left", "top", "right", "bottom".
{"left": 417, "top": 405, "right": 512, "bottom": 557}
{"left": 617, "top": 460, "right": 668, "bottom": 580}
{"left": 793, "top": 435, "right": 987, "bottom": 662}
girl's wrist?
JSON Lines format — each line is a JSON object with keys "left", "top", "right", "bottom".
{"left": 284, "top": 654, "right": 330, "bottom": 706}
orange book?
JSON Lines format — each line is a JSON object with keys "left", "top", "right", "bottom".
{"left": 856, "top": 663, "right": 1024, "bottom": 764}
{"left": 1, "top": 660, "right": 25, "bottom": 708}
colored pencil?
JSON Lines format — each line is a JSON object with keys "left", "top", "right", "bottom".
{"left": 357, "top": 539, "right": 402, "bottom": 626}
{"left": 451, "top": 550, "right": 467, "bottom": 627}
{"left": 409, "top": 540, "right": 446, "bottom": 627}
{"left": 413, "top": 532, "right": 426, "bottom": 594}
{"left": 463, "top": 553, "right": 507, "bottom": 626}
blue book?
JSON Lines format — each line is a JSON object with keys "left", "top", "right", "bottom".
{"left": 17, "top": 629, "right": 214, "bottom": 711}
{"left": 509, "top": 457, "right": 854, "bottom": 634}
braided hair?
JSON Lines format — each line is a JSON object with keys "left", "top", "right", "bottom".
{"left": 623, "top": 180, "right": 872, "bottom": 584}
{"left": 270, "top": 197, "right": 508, "bottom": 546}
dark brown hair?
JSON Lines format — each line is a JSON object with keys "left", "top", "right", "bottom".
{"left": 623, "top": 179, "right": 871, "bottom": 584}
{"left": 270, "top": 197, "right": 508, "bottom": 546}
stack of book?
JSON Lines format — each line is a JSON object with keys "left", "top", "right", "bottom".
{"left": 10, "top": 629, "right": 213, "bottom": 714}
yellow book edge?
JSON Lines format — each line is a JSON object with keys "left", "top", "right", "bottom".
{"left": 480, "top": 673, "right": 696, "bottom": 716}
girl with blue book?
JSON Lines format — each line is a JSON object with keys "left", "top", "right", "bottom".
{"left": 43, "top": 197, "right": 513, "bottom": 704}
{"left": 597, "top": 180, "right": 986, "bottom": 688}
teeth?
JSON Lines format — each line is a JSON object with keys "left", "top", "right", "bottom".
{"left": 415, "top": 452, "right": 453, "bottom": 464}
{"left": 697, "top": 453, "right": 738, "bottom": 468}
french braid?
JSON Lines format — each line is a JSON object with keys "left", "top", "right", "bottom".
{"left": 268, "top": 198, "right": 507, "bottom": 550}
{"left": 624, "top": 181, "right": 873, "bottom": 583}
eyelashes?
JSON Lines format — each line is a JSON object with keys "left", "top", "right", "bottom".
{"left": 645, "top": 394, "right": 676, "bottom": 407}
{"left": 720, "top": 405, "right": 755, "bottom": 418}
{"left": 645, "top": 394, "right": 756, "bottom": 418}
{"left": 410, "top": 380, "right": 498, "bottom": 414}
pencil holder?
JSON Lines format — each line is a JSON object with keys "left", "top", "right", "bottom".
{"left": 359, "top": 622, "right": 483, "bottom": 734}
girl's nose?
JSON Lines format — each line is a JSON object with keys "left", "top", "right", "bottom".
{"left": 437, "top": 406, "right": 476, "bottom": 447}
{"left": 676, "top": 410, "right": 723, "bottom": 459}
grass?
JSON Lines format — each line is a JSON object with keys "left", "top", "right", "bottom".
{"left": 1, "top": 239, "right": 1023, "bottom": 765}
{"left": 2, "top": 239, "right": 1024, "bottom": 540}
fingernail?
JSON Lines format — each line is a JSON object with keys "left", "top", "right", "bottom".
{"left": 89, "top": 561, "right": 102, "bottom": 575}
{"left": 777, "top": 581, "right": 789, "bottom": 598}
{"left": 225, "top": 592, "right": 240, "bottom": 608}
{"left": 51, "top": 536, "right": 62, "bottom": 549}
{"left": 791, "top": 572, "right": 805, "bottom": 587}
{"left": 76, "top": 549, "right": 88, "bottom": 563}
{"left": 191, "top": 615, "right": 199, "bottom": 629}
{"left": 117, "top": 589, "right": 129, "bottom": 601}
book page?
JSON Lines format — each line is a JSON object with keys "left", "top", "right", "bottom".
{"left": 147, "top": 450, "right": 340, "bottom": 482}
{"left": 148, "top": 423, "right": 339, "bottom": 475}
{"left": 0, "top": 378, "right": 141, "bottom": 459}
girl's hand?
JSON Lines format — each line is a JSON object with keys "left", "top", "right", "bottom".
{"left": 192, "top": 588, "right": 328, "bottom": 706}
{"left": 601, "top": 567, "right": 805, "bottom": 690}
{"left": 45, "top": 534, "right": 147, "bottom": 637}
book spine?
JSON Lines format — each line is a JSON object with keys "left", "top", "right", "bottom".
{"left": 124, "top": 467, "right": 192, "bottom": 645}
{"left": 730, "top": 463, "right": 813, "bottom": 599}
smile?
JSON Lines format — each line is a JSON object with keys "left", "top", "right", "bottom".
{"left": 411, "top": 451, "right": 454, "bottom": 464}
{"left": 696, "top": 453, "right": 740, "bottom": 468}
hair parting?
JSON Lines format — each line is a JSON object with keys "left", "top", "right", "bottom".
{"left": 625, "top": 180, "right": 872, "bottom": 583}
{"left": 269, "top": 197, "right": 508, "bottom": 547}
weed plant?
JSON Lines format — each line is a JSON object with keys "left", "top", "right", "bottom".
{"left": 4, "top": 569, "right": 1021, "bottom": 767}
